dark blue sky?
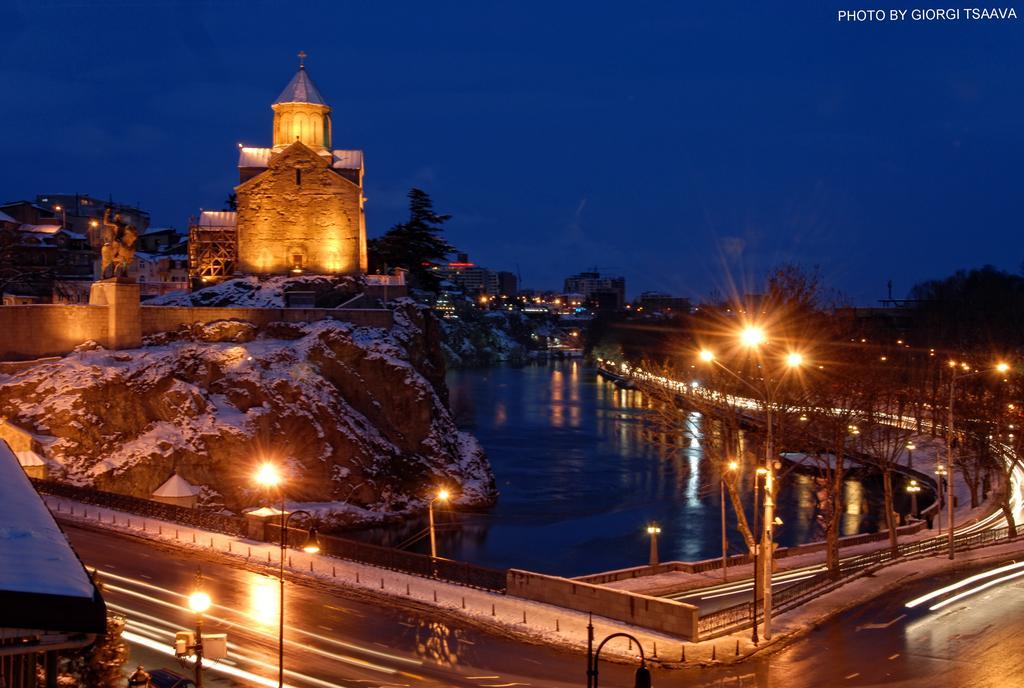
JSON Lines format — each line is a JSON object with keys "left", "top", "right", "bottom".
{"left": 1, "top": 1, "right": 1020, "bottom": 302}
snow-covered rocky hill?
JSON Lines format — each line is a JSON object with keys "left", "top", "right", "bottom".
{"left": 0, "top": 296, "right": 496, "bottom": 526}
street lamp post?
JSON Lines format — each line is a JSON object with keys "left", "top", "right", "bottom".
{"left": 586, "top": 616, "right": 652, "bottom": 688}
{"left": 945, "top": 361, "right": 1010, "bottom": 559}
{"left": 935, "top": 463, "right": 948, "bottom": 534}
{"left": 906, "top": 479, "right": 921, "bottom": 520}
{"left": 428, "top": 488, "right": 451, "bottom": 560}
{"left": 751, "top": 466, "right": 767, "bottom": 645}
{"left": 646, "top": 524, "right": 661, "bottom": 567}
{"left": 699, "top": 331, "right": 804, "bottom": 642}
{"left": 721, "top": 461, "right": 738, "bottom": 581}
{"left": 186, "top": 584, "right": 211, "bottom": 688}
{"left": 254, "top": 462, "right": 321, "bottom": 688}
{"left": 906, "top": 441, "right": 915, "bottom": 470}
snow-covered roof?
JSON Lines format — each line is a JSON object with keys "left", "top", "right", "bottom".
{"left": 58, "top": 229, "right": 87, "bottom": 241}
{"left": 245, "top": 506, "right": 286, "bottom": 518}
{"left": 0, "top": 210, "right": 17, "bottom": 224}
{"left": 332, "top": 150, "right": 364, "bottom": 170}
{"left": 239, "top": 147, "right": 362, "bottom": 171}
{"left": 274, "top": 66, "right": 326, "bottom": 105}
{"left": 152, "top": 473, "right": 200, "bottom": 498}
{"left": 0, "top": 442, "right": 96, "bottom": 600}
{"left": 18, "top": 224, "right": 62, "bottom": 234}
{"left": 198, "top": 210, "right": 237, "bottom": 228}
{"left": 239, "top": 146, "right": 271, "bottom": 168}
{"left": 15, "top": 450, "right": 46, "bottom": 467}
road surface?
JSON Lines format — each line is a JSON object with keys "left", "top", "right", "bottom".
{"left": 68, "top": 524, "right": 1024, "bottom": 687}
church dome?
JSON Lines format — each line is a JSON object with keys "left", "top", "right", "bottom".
{"left": 272, "top": 55, "right": 331, "bottom": 151}
{"left": 275, "top": 66, "right": 326, "bottom": 105}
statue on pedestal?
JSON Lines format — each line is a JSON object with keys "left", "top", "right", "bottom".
{"left": 100, "top": 208, "right": 138, "bottom": 280}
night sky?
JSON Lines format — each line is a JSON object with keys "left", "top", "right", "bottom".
{"left": 1, "top": 1, "right": 1019, "bottom": 302}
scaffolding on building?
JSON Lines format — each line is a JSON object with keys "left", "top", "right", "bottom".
{"left": 188, "top": 210, "right": 237, "bottom": 286}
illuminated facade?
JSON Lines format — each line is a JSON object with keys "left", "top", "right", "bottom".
{"left": 232, "top": 59, "right": 367, "bottom": 276}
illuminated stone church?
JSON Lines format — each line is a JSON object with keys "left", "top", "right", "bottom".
{"left": 190, "top": 55, "right": 367, "bottom": 282}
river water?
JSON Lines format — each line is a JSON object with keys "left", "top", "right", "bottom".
{"left": 366, "top": 361, "right": 926, "bottom": 577}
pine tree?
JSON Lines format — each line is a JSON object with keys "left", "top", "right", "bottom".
{"left": 368, "top": 188, "right": 456, "bottom": 291}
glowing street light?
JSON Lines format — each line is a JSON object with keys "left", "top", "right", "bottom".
{"left": 429, "top": 488, "right": 451, "bottom": 561}
{"left": 739, "top": 326, "right": 766, "bottom": 348}
{"left": 255, "top": 462, "right": 281, "bottom": 488}
{"left": 646, "top": 524, "right": 662, "bottom": 567}
{"left": 785, "top": 352, "right": 804, "bottom": 368}
{"left": 906, "top": 479, "right": 922, "bottom": 519}
{"left": 188, "top": 591, "right": 211, "bottom": 614}
{"left": 186, "top": 583, "right": 211, "bottom": 687}
{"left": 699, "top": 349, "right": 715, "bottom": 362}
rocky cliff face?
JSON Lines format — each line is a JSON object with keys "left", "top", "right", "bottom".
{"left": 0, "top": 299, "right": 495, "bottom": 526}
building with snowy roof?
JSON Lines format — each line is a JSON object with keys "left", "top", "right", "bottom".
{"left": 190, "top": 53, "right": 367, "bottom": 283}
{"left": 0, "top": 440, "right": 107, "bottom": 687}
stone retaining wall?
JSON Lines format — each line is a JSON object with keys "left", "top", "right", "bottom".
{"left": 140, "top": 305, "right": 392, "bottom": 334}
{"left": 0, "top": 305, "right": 110, "bottom": 359}
{"left": 0, "top": 304, "right": 393, "bottom": 361}
{"left": 507, "top": 569, "right": 700, "bottom": 640}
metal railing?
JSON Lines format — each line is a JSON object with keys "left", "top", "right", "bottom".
{"left": 34, "top": 479, "right": 509, "bottom": 592}
{"left": 268, "top": 523, "right": 508, "bottom": 592}
{"left": 697, "top": 525, "right": 1017, "bottom": 639}
{"left": 32, "top": 478, "right": 248, "bottom": 536}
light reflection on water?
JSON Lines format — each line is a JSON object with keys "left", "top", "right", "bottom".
{"left": 366, "top": 362, "right": 926, "bottom": 577}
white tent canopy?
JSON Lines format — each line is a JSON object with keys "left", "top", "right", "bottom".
{"left": 152, "top": 473, "right": 200, "bottom": 498}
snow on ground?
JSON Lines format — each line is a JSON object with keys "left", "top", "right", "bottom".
{"left": 148, "top": 275, "right": 362, "bottom": 308}
{"left": 0, "top": 304, "right": 495, "bottom": 520}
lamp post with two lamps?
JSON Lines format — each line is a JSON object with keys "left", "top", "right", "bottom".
{"left": 254, "top": 462, "right": 321, "bottom": 688}
{"left": 698, "top": 329, "right": 806, "bottom": 641}
{"left": 944, "top": 360, "right": 1010, "bottom": 559}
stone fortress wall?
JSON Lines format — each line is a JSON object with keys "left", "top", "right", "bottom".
{"left": 0, "top": 301, "right": 392, "bottom": 361}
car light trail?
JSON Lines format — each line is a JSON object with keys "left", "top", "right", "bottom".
{"left": 122, "top": 630, "right": 344, "bottom": 688}
{"left": 905, "top": 560, "right": 1024, "bottom": 609}
{"left": 99, "top": 569, "right": 420, "bottom": 669}
{"left": 927, "top": 567, "right": 1024, "bottom": 611}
